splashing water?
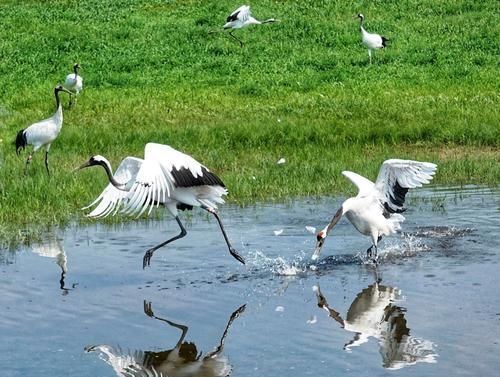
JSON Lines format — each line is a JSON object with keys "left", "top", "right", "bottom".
{"left": 246, "top": 250, "right": 308, "bottom": 276}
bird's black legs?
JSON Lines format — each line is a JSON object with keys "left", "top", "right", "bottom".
{"left": 143, "top": 216, "right": 187, "bottom": 269}
{"left": 24, "top": 154, "right": 32, "bottom": 174}
{"left": 204, "top": 304, "right": 246, "bottom": 359}
{"left": 366, "top": 245, "right": 378, "bottom": 262}
{"left": 229, "top": 31, "right": 244, "bottom": 48}
{"left": 44, "top": 151, "right": 50, "bottom": 175}
{"left": 144, "top": 301, "right": 189, "bottom": 348}
{"left": 203, "top": 207, "right": 245, "bottom": 264}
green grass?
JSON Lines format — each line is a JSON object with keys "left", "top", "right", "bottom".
{"left": 0, "top": 0, "right": 498, "bottom": 246}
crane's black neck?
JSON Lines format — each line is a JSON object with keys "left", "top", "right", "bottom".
{"left": 99, "top": 161, "right": 127, "bottom": 191}
{"left": 73, "top": 65, "right": 79, "bottom": 78}
{"left": 54, "top": 89, "right": 62, "bottom": 111}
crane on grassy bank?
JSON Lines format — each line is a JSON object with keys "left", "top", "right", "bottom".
{"left": 358, "top": 13, "right": 388, "bottom": 64}
{"left": 15, "top": 85, "right": 72, "bottom": 175}
{"left": 223, "top": 5, "right": 277, "bottom": 47}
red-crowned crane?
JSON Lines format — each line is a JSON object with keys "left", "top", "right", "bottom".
{"left": 358, "top": 13, "right": 388, "bottom": 64}
{"left": 76, "top": 143, "right": 245, "bottom": 268}
{"left": 313, "top": 159, "right": 437, "bottom": 261}
{"left": 15, "top": 85, "right": 71, "bottom": 175}
{"left": 223, "top": 5, "right": 277, "bottom": 47}
{"left": 63, "top": 63, "right": 83, "bottom": 106}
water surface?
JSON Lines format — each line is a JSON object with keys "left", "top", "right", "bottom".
{"left": 0, "top": 186, "right": 499, "bottom": 376}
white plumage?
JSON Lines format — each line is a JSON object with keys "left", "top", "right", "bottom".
{"left": 358, "top": 13, "right": 388, "bottom": 64}
{"left": 314, "top": 284, "right": 437, "bottom": 369}
{"left": 313, "top": 159, "right": 437, "bottom": 260}
{"left": 223, "top": 5, "right": 277, "bottom": 47}
{"left": 31, "top": 238, "right": 71, "bottom": 292}
{"left": 77, "top": 143, "right": 245, "bottom": 267}
{"left": 63, "top": 63, "right": 83, "bottom": 105}
{"left": 85, "top": 302, "right": 245, "bottom": 377}
{"left": 15, "top": 85, "right": 71, "bottom": 174}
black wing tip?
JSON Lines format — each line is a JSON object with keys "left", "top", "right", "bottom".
{"left": 381, "top": 36, "right": 389, "bottom": 47}
{"left": 15, "top": 129, "right": 27, "bottom": 155}
{"left": 171, "top": 166, "right": 226, "bottom": 188}
{"left": 227, "top": 10, "right": 240, "bottom": 22}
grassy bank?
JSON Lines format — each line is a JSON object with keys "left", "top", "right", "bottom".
{"left": 0, "top": 0, "right": 498, "bottom": 246}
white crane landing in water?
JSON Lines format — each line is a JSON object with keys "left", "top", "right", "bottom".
{"left": 15, "top": 85, "right": 71, "bottom": 175}
{"left": 76, "top": 142, "right": 245, "bottom": 268}
{"left": 223, "top": 5, "right": 277, "bottom": 47}
{"left": 358, "top": 13, "right": 388, "bottom": 64}
{"left": 313, "top": 159, "right": 437, "bottom": 261}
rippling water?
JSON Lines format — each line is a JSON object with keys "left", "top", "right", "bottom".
{"left": 0, "top": 186, "right": 499, "bottom": 376}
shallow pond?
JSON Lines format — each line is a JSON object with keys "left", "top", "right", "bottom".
{"left": 1, "top": 186, "right": 499, "bottom": 377}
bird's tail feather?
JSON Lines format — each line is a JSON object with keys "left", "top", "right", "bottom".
{"left": 15, "top": 129, "right": 27, "bottom": 155}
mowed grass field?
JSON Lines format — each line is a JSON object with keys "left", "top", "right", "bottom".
{"left": 0, "top": 0, "right": 498, "bottom": 244}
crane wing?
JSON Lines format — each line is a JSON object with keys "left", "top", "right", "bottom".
{"left": 83, "top": 157, "right": 143, "bottom": 218}
{"left": 374, "top": 159, "right": 437, "bottom": 213}
{"left": 227, "top": 5, "right": 250, "bottom": 22}
{"left": 144, "top": 143, "right": 226, "bottom": 189}
{"left": 120, "top": 157, "right": 171, "bottom": 218}
{"left": 342, "top": 171, "right": 375, "bottom": 197}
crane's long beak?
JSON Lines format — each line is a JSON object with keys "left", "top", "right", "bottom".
{"left": 61, "top": 87, "right": 73, "bottom": 95}
{"left": 74, "top": 161, "right": 91, "bottom": 172}
{"left": 312, "top": 234, "right": 325, "bottom": 261}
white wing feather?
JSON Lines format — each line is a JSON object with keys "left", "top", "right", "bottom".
{"left": 374, "top": 159, "right": 437, "bottom": 211}
{"left": 83, "top": 157, "right": 143, "bottom": 218}
{"left": 342, "top": 171, "right": 375, "bottom": 197}
{"left": 121, "top": 159, "right": 169, "bottom": 218}
{"left": 144, "top": 143, "right": 210, "bottom": 187}
{"left": 231, "top": 5, "right": 251, "bottom": 22}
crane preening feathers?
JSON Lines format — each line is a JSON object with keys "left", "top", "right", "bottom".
{"left": 223, "top": 5, "right": 277, "bottom": 47}
{"left": 358, "top": 13, "right": 388, "bottom": 64}
{"left": 15, "top": 85, "right": 72, "bottom": 175}
{"left": 76, "top": 143, "right": 245, "bottom": 268}
{"left": 313, "top": 159, "right": 437, "bottom": 261}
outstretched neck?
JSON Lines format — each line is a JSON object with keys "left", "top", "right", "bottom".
{"left": 73, "top": 65, "right": 79, "bottom": 78}
{"left": 99, "top": 160, "right": 127, "bottom": 191}
{"left": 359, "top": 19, "right": 365, "bottom": 32}
{"left": 261, "top": 18, "right": 276, "bottom": 24}
{"left": 54, "top": 90, "right": 63, "bottom": 126}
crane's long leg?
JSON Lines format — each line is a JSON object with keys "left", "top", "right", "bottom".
{"left": 368, "top": 49, "right": 372, "bottom": 64}
{"left": 228, "top": 30, "right": 244, "bottom": 48}
{"left": 203, "top": 207, "right": 245, "bottom": 264}
{"left": 204, "top": 304, "right": 246, "bottom": 359}
{"left": 143, "top": 216, "right": 187, "bottom": 269}
{"left": 44, "top": 151, "right": 50, "bottom": 175}
{"left": 24, "top": 154, "right": 33, "bottom": 174}
{"left": 144, "top": 301, "right": 188, "bottom": 348}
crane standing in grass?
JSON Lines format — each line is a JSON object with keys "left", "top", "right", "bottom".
{"left": 15, "top": 85, "right": 72, "bottom": 175}
{"left": 76, "top": 142, "right": 245, "bottom": 268}
{"left": 313, "top": 159, "right": 437, "bottom": 261}
{"left": 358, "top": 13, "right": 388, "bottom": 64}
{"left": 223, "top": 5, "right": 277, "bottom": 47}
{"left": 63, "top": 63, "right": 83, "bottom": 106}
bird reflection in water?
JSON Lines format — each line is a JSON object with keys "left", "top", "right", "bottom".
{"left": 30, "top": 237, "right": 74, "bottom": 294}
{"left": 314, "top": 282, "right": 437, "bottom": 369}
{"left": 86, "top": 301, "right": 246, "bottom": 377}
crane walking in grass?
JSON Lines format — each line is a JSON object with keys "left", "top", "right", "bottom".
{"left": 313, "top": 159, "right": 437, "bottom": 261}
{"left": 223, "top": 5, "right": 277, "bottom": 47}
{"left": 15, "top": 85, "right": 72, "bottom": 175}
{"left": 76, "top": 142, "right": 245, "bottom": 268}
{"left": 358, "top": 13, "right": 388, "bottom": 64}
{"left": 63, "top": 63, "right": 83, "bottom": 106}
